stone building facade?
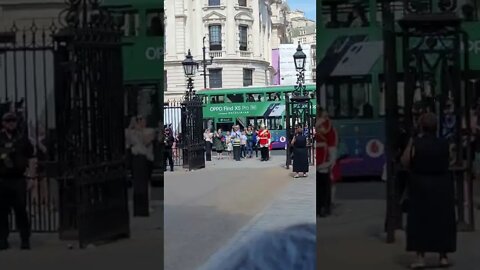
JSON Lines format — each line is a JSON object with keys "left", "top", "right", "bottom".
{"left": 164, "top": 0, "right": 287, "bottom": 100}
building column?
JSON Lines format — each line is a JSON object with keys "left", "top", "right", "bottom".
{"left": 166, "top": 0, "right": 177, "bottom": 61}
{"left": 252, "top": 1, "right": 260, "bottom": 58}
{"left": 227, "top": 2, "right": 236, "bottom": 56}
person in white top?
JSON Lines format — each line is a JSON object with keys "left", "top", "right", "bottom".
{"left": 204, "top": 128, "right": 213, "bottom": 161}
{"left": 225, "top": 131, "right": 233, "bottom": 159}
{"left": 126, "top": 116, "right": 154, "bottom": 162}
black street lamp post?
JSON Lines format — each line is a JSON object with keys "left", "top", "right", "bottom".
{"left": 181, "top": 49, "right": 205, "bottom": 170}
{"left": 292, "top": 41, "right": 308, "bottom": 99}
{"left": 200, "top": 36, "right": 214, "bottom": 89}
{"left": 286, "top": 42, "right": 313, "bottom": 169}
{"left": 182, "top": 49, "right": 199, "bottom": 101}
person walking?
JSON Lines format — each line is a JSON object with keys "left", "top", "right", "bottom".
{"left": 231, "top": 126, "right": 242, "bottom": 161}
{"left": 292, "top": 124, "right": 309, "bottom": 178}
{"left": 126, "top": 115, "right": 154, "bottom": 217}
{"left": 163, "top": 127, "right": 175, "bottom": 172}
{"left": 213, "top": 129, "right": 225, "bottom": 160}
{"left": 400, "top": 112, "right": 456, "bottom": 269}
{"left": 0, "top": 112, "right": 36, "bottom": 250}
{"left": 258, "top": 124, "right": 271, "bottom": 161}
{"left": 204, "top": 128, "right": 213, "bottom": 162}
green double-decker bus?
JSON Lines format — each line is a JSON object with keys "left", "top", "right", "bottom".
{"left": 198, "top": 85, "right": 316, "bottom": 150}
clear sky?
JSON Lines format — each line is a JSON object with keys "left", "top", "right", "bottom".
{"left": 287, "top": 0, "right": 316, "bottom": 21}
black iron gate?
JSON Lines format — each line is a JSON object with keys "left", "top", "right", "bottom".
{"left": 164, "top": 100, "right": 183, "bottom": 167}
{"left": 53, "top": 1, "right": 129, "bottom": 247}
{"left": 181, "top": 96, "right": 205, "bottom": 171}
{"left": 1, "top": 22, "right": 59, "bottom": 232}
{"left": 384, "top": 0, "right": 475, "bottom": 242}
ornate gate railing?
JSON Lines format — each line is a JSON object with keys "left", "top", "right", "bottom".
{"left": 400, "top": 14, "right": 475, "bottom": 231}
{"left": 53, "top": 0, "right": 130, "bottom": 247}
{"left": 181, "top": 97, "right": 205, "bottom": 171}
{"left": 384, "top": 0, "right": 475, "bottom": 243}
{"left": 164, "top": 100, "right": 184, "bottom": 167}
{"left": 1, "top": 22, "right": 59, "bottom": 233}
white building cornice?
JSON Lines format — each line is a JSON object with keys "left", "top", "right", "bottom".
{"left": 203, "top": 11, "right": 227, "bottom": 22}
{"left": 202, "top": 5, "right": 226, "bottom": 11}
{"left": 234, "top": 6, "right": 253, "bottom": 12}
{"left": 165, "top": 58, "right": 271, "bottom": 67}
{"left": 234, "top": 11, "right": 254, "bottom": 25}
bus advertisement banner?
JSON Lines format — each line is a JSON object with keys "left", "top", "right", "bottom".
{"left": 204, "top": 102, "right": 316, "bottom": 119}
{"left": 204, "top": 102, "right": 285, "bottom": 118}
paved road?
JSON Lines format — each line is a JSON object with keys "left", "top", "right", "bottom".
{"left": 318, "top": 182, "right": 480, "bottom": 270}
{"left": 164, "top": 153, "right": 312, "bottom": 270}
{"left": 0, "top": 200, "right": 163, "bottom": 270}
{"left": 198, "top": 167, "right": 315, "bottom": 270}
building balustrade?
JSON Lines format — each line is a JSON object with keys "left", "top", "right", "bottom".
{"left": 209, "top": 50, "right": 224, "bottom": 58}
{"left": 239, "top": 51, "right": 253, "bottom": 57}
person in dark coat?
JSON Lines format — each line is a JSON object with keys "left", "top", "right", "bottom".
{"left": 163, "top": 128, "right": 175, "bottom": 172}
{"left": 0, "top": 112, "right": 35, "bottom": 250}
{"left": 401, "top": 112, "right": 455, "bottom": 269}
{"left": 292, "top": 124, "right": 309, "bottom": 178}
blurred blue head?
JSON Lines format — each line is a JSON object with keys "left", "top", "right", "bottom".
{"left": 220, "top": 223, "right": 316, "bottom": 270}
